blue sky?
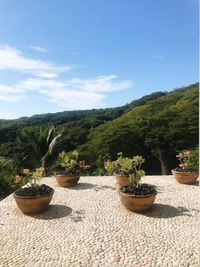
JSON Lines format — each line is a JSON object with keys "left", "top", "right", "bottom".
{"left": 0, "top": 0, "right": 198, "bottom": 119}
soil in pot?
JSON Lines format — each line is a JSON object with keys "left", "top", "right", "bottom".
{"left": 15, "top": 184, "right": 53, "bottom": 196}
{"left": 120, "top": 184, "right": 156, "bottom": 195}
{"left": 172, "top": 169, "right": 199, "bottom": 184}
{"left": 14, "top": 184, "right": 54, "bottom": 214}
{"left": 118, "top": 184, "right": 157, "bottom": 212}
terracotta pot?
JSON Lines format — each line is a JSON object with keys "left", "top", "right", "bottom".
{"left": 56, "top": 175, "right": 80, "bottom": 187}
{"left": 118, "top": 190, "right": 157, "bottom": 212}
{"left": 13, "top": 189, "right": 54, "bottom": 214}
{"left": 114, "top": 174, "right": 129, "bottom": 188}
{"left": 172, "top": 170, "right": 199, "bottom": 184}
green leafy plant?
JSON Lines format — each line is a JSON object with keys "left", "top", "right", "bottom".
{"left": 105, "top": 153, "right": 145, "bottom": 185}
{"left": 17, "top": 168, "right": 43, "bottom": 189}
{"left": 175, "top": 147, "right": 199, "bottom": 172}
{"left": 0, "top": 173, "right": 26, "bottom": 199}
{"left": 0, "top": 163, "right": 26, "bottom": 199}
{"left": 14, "top": 167, "right": 54, "bottom": 197}
{"left": 18, "top": 125, "right": 61, "bottom": 176}
{"left": 56, "top": 150, "right": 90, "bottom": 175}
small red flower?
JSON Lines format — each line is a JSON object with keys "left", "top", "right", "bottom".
{"left": 84, "top": 164, "right": 91, "bottom": 170}
{"left": 22, "top": 168, "right": 30, "bottom": 174}
{"left": 15, "top": 175, "right": 22, "bottom": 182}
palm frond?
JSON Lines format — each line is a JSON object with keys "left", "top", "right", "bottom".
{"left": 18, "top": 125, "right": 62, "bottom": 169}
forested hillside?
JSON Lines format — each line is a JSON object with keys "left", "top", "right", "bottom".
{"left": 79, "top": 83, "right": 199, "bottom": 174}
{"left": 0, "top": 83, "right": 198, "bottom": 175}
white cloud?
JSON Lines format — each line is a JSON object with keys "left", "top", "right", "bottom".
{"left": 33, "top": 72, "right": 58, "bottom": 78}
{"left": 0, "top": 84, "right": 25, "bottom": 94}
{"left": 0, "top": 45, "right": 73, "bottom": 78}
{"left": 18, "top": 78, "right": 66, "bottom": 91}
{"left": 0, "top": 85, "right": 26, "bottom": 102}
{"left": 0, "top": 44, "right": 133, "bottom": 112}
{"left": 30, "top": 46, "right": 48, "bottom": 52}
{"left": 67, "top": 75, "right": 132, "bottom": 93}
{"left": 0, "top": 94, "right": 25, "bottom": 102}
{"left": 0, "top": 75, "right": 132, "bottom": 110}
{"left": 41, "top": 88, "right": 105, "bottom": 110}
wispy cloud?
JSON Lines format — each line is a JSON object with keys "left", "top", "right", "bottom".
{"left": 0, "top": 84, "right": 26, "bottom": 102}
{"left": 0, "top": 44, "right": 133, "bottom": 112}
{"left": 35, "top": 75, "right": 130, "bottom": 109}
{"left": 66, "top": 75, "right": 132, "bottom": 93}
{"left": 30, "top": 46, "right": 48, "bottom": 52}
{"left": 0, "top": 45, "right": 73, "bottom": 78}
{"left": 0, "top": 94, "right": 25, "bottom": 102}
{"left": 41, "top": 89, "right": 105, "bottom": 110}
{"left": 33, "top": 72, "right": 58, "bottom": 78}
{"left": 0, "top": 76, "right": 132, "bottom": 110}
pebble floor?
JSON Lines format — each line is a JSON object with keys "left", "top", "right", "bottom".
{"left": 0, "top": 176, "right": 199, "bottom": 267}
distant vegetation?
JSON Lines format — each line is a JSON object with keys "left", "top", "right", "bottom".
{"left": 0, "top": 83, "right": 199, "bottom": 198}
{"left": 80, "top": 83, "right": 199, "bottom": 175}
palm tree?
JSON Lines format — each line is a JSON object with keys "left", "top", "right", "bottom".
{"left": 18, "top": 125, "right": 61, "bottom": 176}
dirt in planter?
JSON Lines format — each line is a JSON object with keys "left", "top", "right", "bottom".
{"left": 55, "top": 170, "right": 80, "bottom": 175}
{"left": 15, "top": 184, "right": 53, "bottom": 197}
{"left": 174, "top": 167, "right": 198, "bottom": 172}
{"left": 120, "top": 183, "right": 156, "bottom": 196}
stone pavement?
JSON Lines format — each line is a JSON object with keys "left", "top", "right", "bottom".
{"left": 0, "top": 176, "right": 199, "bottom": 267}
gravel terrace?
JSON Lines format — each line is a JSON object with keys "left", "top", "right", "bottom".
{"left": 0, "top": 176, "right": 199, "bottom": 267}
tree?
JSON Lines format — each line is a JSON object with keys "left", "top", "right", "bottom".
{"left": 18, "top": 125, "right": 61, "bottom": 176}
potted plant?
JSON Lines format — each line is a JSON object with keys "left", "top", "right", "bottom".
{"left": 106, "top": 154, "right": 157, "bottom": 212}
{"left": 55, "top": 150, "right": 88, "bottom": 187}
{"left": 13, "top": 167, "right": 54, "bottom": 214}
{"left": 105, "top": 152, "right": 142, "bottom": 188}
{"left": 172, "top": 149, "right": 199, "bottom": 184}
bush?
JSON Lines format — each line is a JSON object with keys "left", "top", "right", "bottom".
{"left": 0, "top": 169, "right": 27, "bottom": 199}
{"left": 189, "top": 147, "right": 199, "bottom": 171}
{"left": 175, "top": 147, "right": 199, "bottom": 172}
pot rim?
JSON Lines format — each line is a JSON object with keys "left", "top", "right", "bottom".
{"left": 55, "top": 174, "right": 80, "bottom": 177}
{"left": 114, "top": 173, "right": 129, "bottom": 177}
{"left": 171, "top": 169, "right": 198, "bottom": 174}
{"left": 118, "top": 190, "right": 157, "bottom": 198}
{"left": 13, "top": 188, "right": 54, "bottom": 199}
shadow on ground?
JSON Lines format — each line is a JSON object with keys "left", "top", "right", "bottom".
{"left": 68, "top": 183, "right": 96, "bottom": 190}
{"left": 69, "top": 209, "right": 86, "bottom": 222}
{"left": 68, "top": 183, "right": 115, "bottom": 191}
{"left": 26, "top": 206, "right": 87, "bottom": 222}
{"left": 140, "top": 204, "right": 191, "bottom": 218}
{"left": 155, "top": 186, "right": 165, "bottom": 193}
{"left": 93, "top": 185, "right": 115, "bottom": 192}
{"left": 29, "top": 205, "right": 73, "bottom": 220}
{"left": 188, "top": 180, "right": 199, "bottom": 186}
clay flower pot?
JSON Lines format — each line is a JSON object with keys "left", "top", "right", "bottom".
{"left": 118, "top": 191, "right": 157, "bottom": 212}
{"left": 114, "top": 174, "right": 129, "bottom": 188}
{"left": 56, "top": 174, "right": 80, "bottom": 187}
{"left": 13, "top": 189, "right": 54, "bottom": 214}
{"left": 172, "top": 170, "right": 199, "bottom": 184}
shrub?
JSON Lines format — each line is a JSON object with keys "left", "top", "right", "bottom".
{"left": 176, "top": 147, "right": 199, "bottom": 172}
{"left": 55, "top": 150, "right": 90, "bottom": 175}
{"left": 105, "top": 153, "right": 145, "bottom": 185}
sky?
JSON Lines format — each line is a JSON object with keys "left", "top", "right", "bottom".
{"left": 0, "top": 0, "right": 198, "bottom": 119}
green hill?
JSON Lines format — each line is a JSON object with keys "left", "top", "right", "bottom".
{"left": 79, "top": 83, "right": 199, "bottom": 174}
{"left": 0, "top": 82, "right": 198, "bottom": 175}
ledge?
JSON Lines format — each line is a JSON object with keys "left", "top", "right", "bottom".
{"left": 0, "top": 176, "right": 199, "bottom": 267}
